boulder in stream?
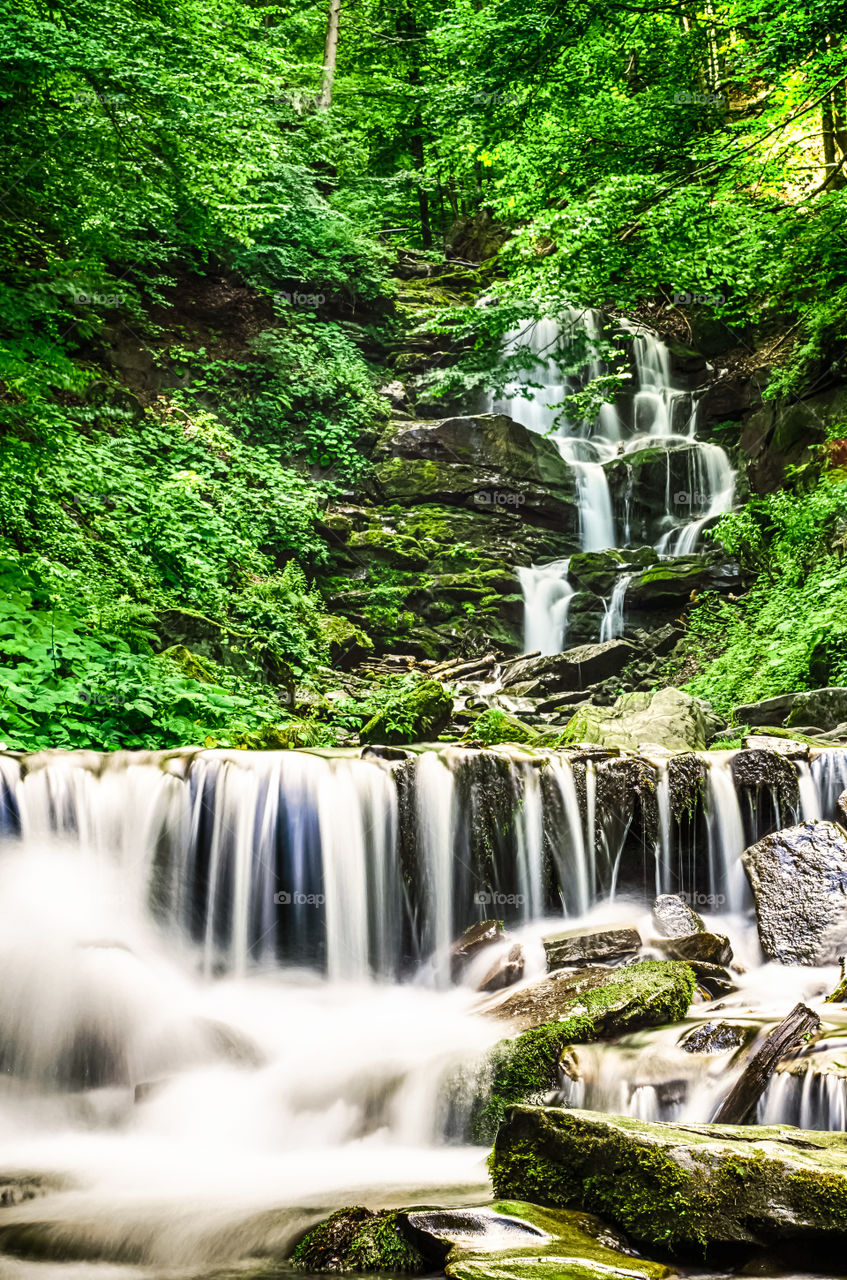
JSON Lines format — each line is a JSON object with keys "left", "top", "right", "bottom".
{"left": 742, "top": 820, "right": 847, "bottom": 964}
{"left": 651, "top": 894, "right": 704, "bottom": 937}
{"left": 402, "top": 1202, "right": 671, "bottom": 1280}
{"left": 680, "top": 1021, "right": 746, "bottom": 1054}
{"left": 478, "top": 944, "right": 525, "bottom": 993}
{"left": 451, "top": 919, "right": 507, "bottom": 980}
{"left": 656, "top": 931, "right": 732, "bottom": 967}
{"left": 292, "top": 1206, "right": 430, "bottom": 1273}
{"left": 491, "top": 1106, "right": 847, "bottom": 1256}
{"left": 562, "top": 687, "right": 723, "bottom": 751}
{"left": 473, "top": 960, "right": 696, "bottom": 1140}
{"left": 542, "top": 925, "right": 641, "bottom": 969}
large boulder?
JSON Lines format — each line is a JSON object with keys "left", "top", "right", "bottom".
{"left": 474, "top": 961, "right": 695, "bottom": 1140}
{"left": 374, "top": 415, "right": 580, "bottom": 531}
{"left": 563, "top": 688, "right": 723, "bottom": 751}
{"left": 292, "top": 1207, "right": 429, "bottom": 1273}
{"left": 500, "top": 640, "right": 637, "bottom": 697}
{"left": 742, "top": 820, "right": 847, "bottom": 964}
{"left": 490, "top": 1107, "right": 847, "bottom": 1256}
{"left": 656, "top": 931, "right": 733, "bottom": 966}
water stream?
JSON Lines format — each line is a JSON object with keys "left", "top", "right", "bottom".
{"left": 2, "top": 745, "right": 847, "bottom": 1275}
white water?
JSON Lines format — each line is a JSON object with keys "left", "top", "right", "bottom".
{"left": 599, "top": 572, "right": 632, "bottom": 642}
{"left": 518, "top": 558, "right": 574, "bottom": 655}
{"left": 3, "top": 745, "right": 847, "bottom": 1274}
{"left": 493, "top": 312, "right": 737, "bottom": 654}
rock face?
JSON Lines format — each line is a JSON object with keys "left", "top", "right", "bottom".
{"left": 499, "top": 640, "right": 637, "bottom": 697}
{"left": 490, "top": 1107, "right": 847, "bottom": 1255}
{"left": 564, "top": 687, "right": 723, "bottom": 751}
{"left": 543, "top": 926, "right": 641, "bottom": 969}
{"left": 651, "top": 894, "right": 705, "bottom": 937}
{"left": 478, "top": 944, "right": 525, "bottom": 993}
{"left": 403, "top": 1202, "right": 671, "bottom": 1280}
{"left": 474, "top": 961, "right": 696, "bottom": 1140}
{"left": 742, "top": 821, "right": 847, "bottom": 964}
{"left": 374, "top": 415, "right": 580, "bottom": 531}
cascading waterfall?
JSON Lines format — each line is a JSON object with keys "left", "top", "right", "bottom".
{"left": 599, "top": 572, "right": 632, "bottom": 642}
{"left": 3, "top": 743, "right": 847, "bottom": 1273}
{"left": 498, "top": 312, "right": 736, "bottom": 653}
{"left": 517, "top": 558, "right": 574, "bottom": 655}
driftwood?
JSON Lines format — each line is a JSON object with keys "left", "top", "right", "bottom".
{"left": 713, "top": 1002, "right": 820, "bottom": 1124}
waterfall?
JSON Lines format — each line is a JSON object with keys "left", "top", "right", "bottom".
{"left": 496, "top": 311, "right": 736, "bottom": 654}
{"left": 416, "top": 750, "right": 457, "bottom": 983}
{"left": 705, "top": 754, "right": 749, "bottom": 912}
{"left": 599, "top": 572, "right": 632, "bottom": 642}
{"left": 518, "top": 558, "right": 574, "bottom": 655}
{"left": 811, "top": 747, "right": 847, "bottom": 819}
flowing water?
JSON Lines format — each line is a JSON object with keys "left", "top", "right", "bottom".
{"left": 2, "top": 746, "right": 847, "bottom": 1275}
{"left": 489, "top": 311, "right": 736, "bottom": 652}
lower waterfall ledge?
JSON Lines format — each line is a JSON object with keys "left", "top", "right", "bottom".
{"left": 489, "top": 1106, "right": 847, "bottom": 1256}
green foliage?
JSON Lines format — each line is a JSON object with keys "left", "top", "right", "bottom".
{"left": 684, "top": 474, "right": 847, "bottom": 716}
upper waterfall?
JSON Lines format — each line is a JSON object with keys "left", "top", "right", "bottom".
{"left": 487, "top": 310, "right": 736, "bottom": 654}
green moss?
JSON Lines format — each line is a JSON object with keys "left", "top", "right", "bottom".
{"left": 473, "top": 961, "right": 695, "bottom": 1141}
{"left": 360, "top": 678, "right": 453, "bottom": 744}
{"left": 462, "top": 707, "right": 538, "bottom": 746}
{"left": 292, "top": 1207, "right": 428, "bottom": 1274}
{"left": 490, "top": 1108, "right": 847, "bottom": 1258}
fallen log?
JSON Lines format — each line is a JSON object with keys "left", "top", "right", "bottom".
{"left": 713, "top": 1001, "right": 820, "bottom": 1124}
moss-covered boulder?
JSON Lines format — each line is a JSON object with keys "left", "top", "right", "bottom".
{"left": 360, "top": 680, "right": 453, "bottom": 745}
{"left": 462, "top": 708, "right": 539, "bottom": 747}
{"left": 292, "top": 1207, "right": 429, "bottom": 1273}
{"left": 319, "top": 614, "right": 374, "bottom": 666}
{"left": 403, "top": 1202, "right": 671, "bottom": 1280}
{"left": 563, "top": 688, "right": 723, "bottom": 751}
{"left": 473, "top": 961, "right": 695, "bottom": 1140}
{"left": 490, "top": 1107, "right": 847, "bottom": 1256}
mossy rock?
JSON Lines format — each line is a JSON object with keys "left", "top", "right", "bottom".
{"left": 292, "top": 1207, "right": 428, "bottom": 1273}
{"left": 491, "top": 1107, "right": 847, "bottom": 1257}
{"left": 360, "top": 679, "right": 453, "bottom": 745}
{"left": 319, "top": 613, "right": 374, "bottom": 666}
{"left": 405, "top": 1202, "right": 670, "bottom": 1280}
{"left": 462, "top": 708, "right": 539, "bottom": 747}
{"left": 472, "top": 960, "right": 696, "bottom": 1141}
{"left": 159, "top": 644, "right": 218, "bottom": 683}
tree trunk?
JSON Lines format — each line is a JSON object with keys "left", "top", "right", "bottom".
{"left": 713, "top": 1003, "right": 820, "bottom": 1125}
{"left": 318, "top": 0, "right": 341, "bottom": 109}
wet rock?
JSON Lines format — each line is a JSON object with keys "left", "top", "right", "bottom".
{"left": 742, "top": 821, "right": 847, "bottom": 964}
{"left": 743, "top": 734, "right": 810, "bottom": 758}
{"left": 451, "top": 919, "right": 507, "bottom": 980}
{"left": 474, "top": 961, "right": 696, "bottom": 1140}
{"left": 360, "top": 680, "right": 453, "bottom": 745}
{"left": 651, "top": 893, "right": 705, "bottom": 937}
{"left": 626, "top": 557, "right": 735, "bottom": 609}
{"left": 543, "top": 925, "right": 641, "bottom": 970}
{"left": 732, "top": 693, "right": 798, "bottom": 727}
{"left": 730, "top": 748, "right": 799, "bottom": 815}
{"left": 374, "top": 414, "right": 580, "bottom": 532}
{"left": 657, "top": 931, "right": 733, "bottom": 967}
{"left": 292, "top": 1207, "right": 429, "bottom": 1273}
{"left": 490, "top": 966, "right": 632, "bottom": 1030}
{"left": 499, "top": 640, "right": 637, "bottom": 698}
{"left": 838, "top": 789, "right": 847, "bottom": 827}
{"left": 688, "top": 961, "right": 737, "bottom": 999}
{"left": 563, "top": 687, "right": 723, "bottom": 751}
{"left": 490, "top": 1106, "right": 847, "bottom": 1255}
{"left": 0, "top": 1174, "right": 65, "bottom": 1207}
{"left": 477, "top": 944, "right": 525, "bottom": 993}
{"left": 680, "top": 1021, "right": 746, "bottom": 1054}
{"left": 401, "top": 1202, "right": 671, "bottom": 1280}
